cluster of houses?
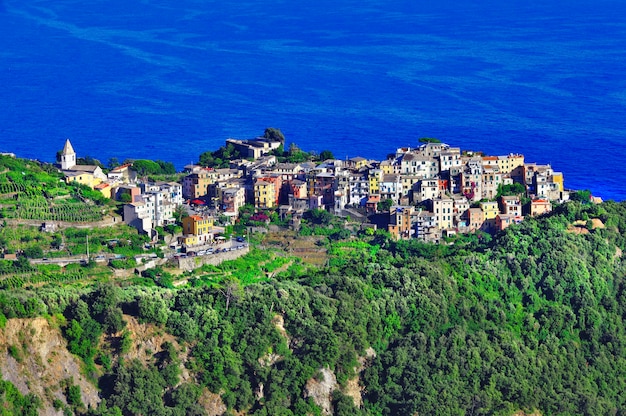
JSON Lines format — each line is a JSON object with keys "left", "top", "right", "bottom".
{"left": 58, "top": 136, "right": 567, "bottom": 245}
{"left": 58, "top": 139, "right": 183, "bottom": 238}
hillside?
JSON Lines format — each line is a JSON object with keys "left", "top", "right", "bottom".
{"left": 1, "top": 200, "right": 626, "bottom": 415}
{"left": 0, "top": 155, "right": 111, "bottom": 223}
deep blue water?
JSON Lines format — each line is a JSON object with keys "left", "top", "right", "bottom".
{"left": 1, "top": 0, "right": 625, "bottom": 200}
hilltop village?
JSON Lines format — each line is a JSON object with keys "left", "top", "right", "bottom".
{"left": 5, "top": 135, "right": 626, "bottom": 416}
{"left": 57, "top": 134, "right": 569, "bottom": 245}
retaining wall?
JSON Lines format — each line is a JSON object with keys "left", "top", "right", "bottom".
{"left": 175, "top": 246, "right": 250, "bottom": 271}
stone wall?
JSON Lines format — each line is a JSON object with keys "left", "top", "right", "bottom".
{"left": 175, "top": 246, "right": 250, "bottom": 271}
{"left": 4, "top": 214, "right": 122, "bottom": 229}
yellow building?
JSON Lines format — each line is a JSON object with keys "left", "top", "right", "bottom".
{"left": 178, "top": 235, "right": 198, "bottom": 247}
{"left": 254, "top": 180, "right": 276, "bottom": 209}
{"left": 349, "top": 156, "right": 368, "bottom": 170}
{"left": 380, "top": 160, "right": 393, "bottom": 175}
{"left": 479, "top": 201, "right": 500, "bottom": 220}
{"left": 94, "top": 183, "right": 112, "bottom": 199}
{"left": 368, "top": 169, "right": 382, "bottom": 194}
{"left": 552, "top": 172, "right": 564, "bottom": 191}
{"left": 63, "top": 169, "right": 104, "bottom": 189}
{"left": 183, "top": 171, "right": 214, "bottom": 200}
{"left": 183, "top": 215, "right": 214, "bottom": 235}
{"left": 178, "top": 215, "right": 213, "bottom": 247}
{"left": 181, "top": 215, "right": 214, "bottom": 246}
{"left": 59, "top": 139, "right": 107, "bottom": 189}
{"left": 496, "top": 154, "right": 524, "bottom": 174}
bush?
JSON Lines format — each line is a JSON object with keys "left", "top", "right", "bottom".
{"left": 23, "top": 245, "right": 43, "bottom": 259}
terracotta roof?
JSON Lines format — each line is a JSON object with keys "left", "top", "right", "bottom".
{"left": 111, "top": 163, "right": 132, "bottom": 171}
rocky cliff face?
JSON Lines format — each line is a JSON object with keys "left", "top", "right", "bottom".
{"left": 0, "top": 317, "right": 100, "bottom": 415}
{"left": 0, "top": 314, "right": 372, "bottom": 415}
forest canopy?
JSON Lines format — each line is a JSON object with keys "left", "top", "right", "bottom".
{"left": 1, "top": 200, "right": 626, "bottom": 415}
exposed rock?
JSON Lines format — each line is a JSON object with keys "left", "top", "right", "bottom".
{"left": 258, "top": 352, "right": 282, "bottom": 367}
{"left": 304, "top": 368, "right": 337, "bottom": 415}
{"left": 120, "top": 314, "right": 190, "bottom": 382}
{"left": 591, "top": 218, "right": 605, "bottom": 229}
{"left": 569, "top": 218, "right": 605, "bottom": 234}
{"left": 256, "top": 382, "right": 264, "bottom": 401}
{"left": 303, "top": 348, "right": 377, "bottom": 414}
{"left": 0, "top": 317, "right": 100, "bottom": 415}
{"left": 272, "top": 314, "right": 289, "bottom": 342}
{"left": 344, "top": 347, "right": 377, "bottom": 408}
{"left": 343, "top": 376, "right": 362, "bottom": 408}
{"left": 199, "top": 388, "right": 227, "bottom": 416}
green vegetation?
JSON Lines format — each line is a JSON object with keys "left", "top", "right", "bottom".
{"left": 263, "top": 127, "right": 285, "bottom": 143}
{"left": 0, "top": 222, "right": 152, "bottom": 288}
{"left": 571, "top": 189, "right": 593, "bottom": 203}
{"left": 0, "top": 155, "right": 110, "bottom": 222}
{"left": 130, "top": 159, "right": 176, "bottom": 176}
{"left": 377, "top": 198, "right": 394, "bottom": 212}
{"left": 496, "top": 182, "right": 526, "bottom": 199}
{"left": 199, "top": 143, "right": 242, "bottom": 168}
{"left": 319, "top": 149, "right": 335, "bottom": 160}
{"left": 0, "top": 372, "right": 41, "bottom": 415}
{"left": 1, "top": 180, "right": 626, "bottom": 415}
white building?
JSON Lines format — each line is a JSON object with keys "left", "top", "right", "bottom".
{"left": 123, "top": 190, "right": 176, "bottom": 234}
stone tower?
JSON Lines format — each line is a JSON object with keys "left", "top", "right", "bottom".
{"left": 60, "top": 139, "right": 76, "bottom": 170}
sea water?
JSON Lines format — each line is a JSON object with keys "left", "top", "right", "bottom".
{"left": 0, "top": 0, "right": 625, "bottom": 200}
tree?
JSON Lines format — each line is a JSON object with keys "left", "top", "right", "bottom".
{"left": 288, "top": 143, "right": 300, "bottom": 155}
{"left": 496, "top": 183, "right": 526, "bottom": 199}
{"left": 22, "top": 245, "right": 43, "bottom": 259}
{"left": 287, "top": 143, "right": 309, "bottom": 163}
{"left": 319, "top": 150, "right": 335, "bottom": 161}
{"left": 570, "top": 189, "right": 592, "bottom": 203}
{"left": 219, "top": 278, "right": 243, "bottom": 311}
{"left": 107, "top": 157, "right": 120, "bottom": 170}
{"left": 198, "top": 145, "right": 241, "bottom": 168}
{"left": 131, "top": 160, "right": 160, "bottom": 176}
{"left": 137, "top": 296, "right": 169, "bottom": 326}
{"left": 310, "top": 208, "right": 333, "bottom": 225}
{"left": 67, "top": 382, "right": 84, "bottom": 410}
{"left": 264, "top": 127, "right": 285, "bottom": 143}
{"left": 198, "top": 151, "right": 215, "bottom": 167}
{"left": 173, "top": 204, "right": 188, "bottom": 224}
{"left": 77, "top": 155, "right": 104, "bottom": 168}
{"left": 156, "top": 160, "right": 176, "bottom": 175}
{"left": 271, "top": 143, "right": 285, "bottom": 157}
{"left": 418, "top": 137, "right": 441, "bottom": 143}
{"left": 377, "top": 198, "right": 394, "bottom": 212}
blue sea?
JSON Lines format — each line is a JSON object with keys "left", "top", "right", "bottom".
{"left": 1, "top": 0, "right": 625, "bottom": 200}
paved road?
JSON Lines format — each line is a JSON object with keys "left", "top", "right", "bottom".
{"left": 175, "top": 239, "right": 248, "bottom": 258}
{"left": 29, "top": 238, "right": 249, "bottom": 264}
